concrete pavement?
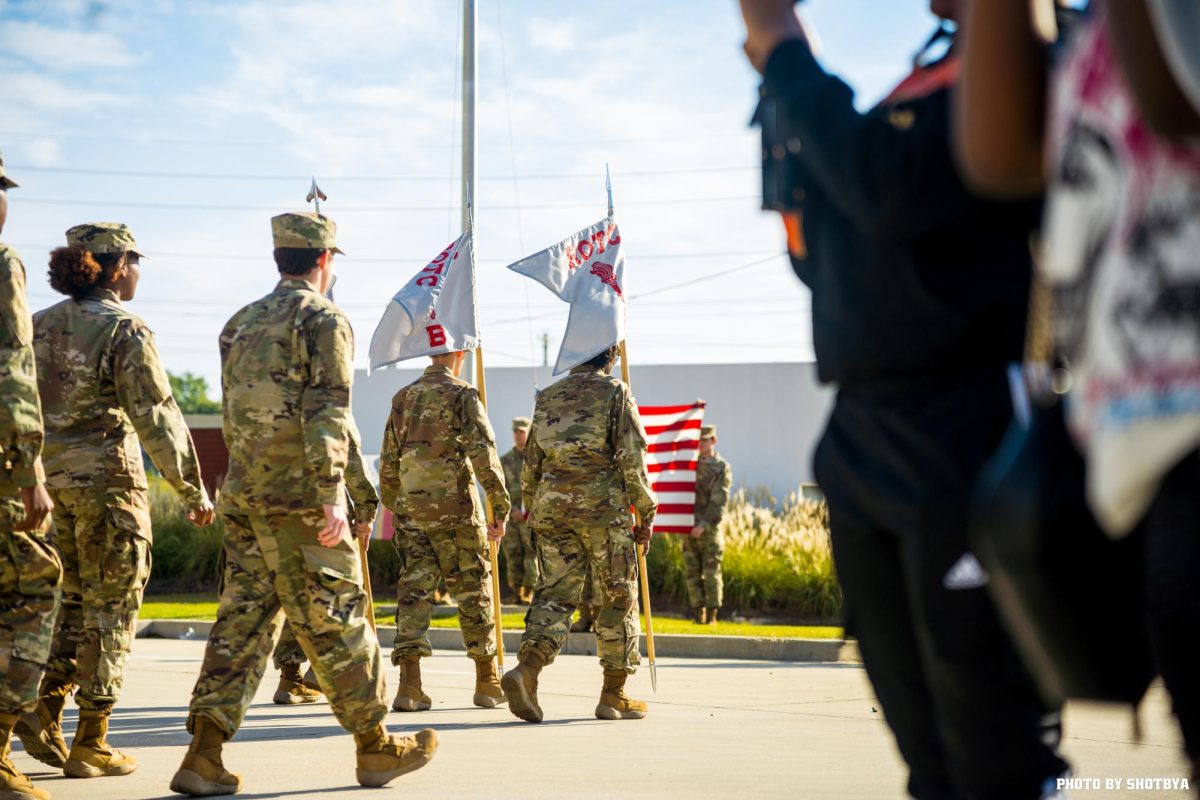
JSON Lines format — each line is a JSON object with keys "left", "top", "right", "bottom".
{"left": 12, "top": 639, "right": 1192, "bottom": 799}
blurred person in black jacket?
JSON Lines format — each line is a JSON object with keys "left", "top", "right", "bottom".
{"left": 740, "top": 2, "right": 1068, "bottom": 798}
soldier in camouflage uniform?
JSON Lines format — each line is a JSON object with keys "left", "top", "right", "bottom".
{"left": 502, "top": 344, "right": 657, "bottom": 724}
{"left": 272, "top": 426, "right": 378, "bottom": 705}
{"left": 380, "top": 348, "right": 509, "bottom": 712}
{"left": 499, "top": 417, "right": 537, "bottom": 604}
{"left": 173, "top": 212, "right": 435, "bottom": 797}
{"left": 685, "top": 424, "right": 732, "bottom": 625}
{"left": 29, "top": 222, "right": 214, "bottom": 781}
{"left": 0, "top": 152, "right": 62, "bottom": 800}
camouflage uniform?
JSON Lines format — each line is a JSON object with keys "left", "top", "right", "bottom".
{"left": 273, "top": 426, "right": 378, "bottom": 671}
{"left": 380, "top": 365, "right": 510, "bottom": 661}
{"left": 684, "top": 435, "right": 731, "bottom": 610}
{"left": 33, "top": 224, "right": 208, "bottom": 712}
{"left": 499, "top": 431, "right": 538, "bottom": 593}
{"left": 519, "top": 364, "right": 657, "bottom": 673}
{"left": 188, "top": 216, "right": 391, "bottom": 739}
{"left": 0, "top": 241, "right": 62, "bottom": 716}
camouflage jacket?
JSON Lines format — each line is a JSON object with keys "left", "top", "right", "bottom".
{"left": 218, "top": 278, "right": 354, "bottom": 514}
{"left": 521, "top": 365, "right": 657, "bottom": 530}
{"left": 500, "top": 447, "right": 525, "bottom": 513}
{"left": 33, "top": 287, "right": 207, "bottom": 507}
{"left": 379, "top": 365, "right": 510, "bottom": 529}
{"left": 346, "top": 421, "right": 379, "bottom": 525}
{"left": 0, "top": 243, "right": 45, "bottom": 491}
{"left": 694, "top": 453, "right": 732, "bottom": 532}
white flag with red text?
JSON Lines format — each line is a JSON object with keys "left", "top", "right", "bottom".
{"left": 638, "top": 401, "right": 705, "bottom": 534}
{"left": 369, "top": 232, "right": 478, "bottom": 372}
{"left": 506, "top": 217, "right": 625, "bottom": 375}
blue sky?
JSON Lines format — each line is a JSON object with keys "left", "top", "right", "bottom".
{"left": 0, "top": 0, "right": 937, "bottom": 391}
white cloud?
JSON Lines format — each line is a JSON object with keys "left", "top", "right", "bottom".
{"left": 0, "top": 69, "right": 127, "bottom": 111}
{"left": 21, "top": 137, "right": 63, "bottom": 166}
{"left": 0, "top": 19, "right": 140, "bottom": 70}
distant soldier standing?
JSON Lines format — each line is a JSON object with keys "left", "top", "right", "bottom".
{"left": 30, "top": 223, "right": 214, "bottom": 780}
{"left": 381, "top": 347, "right": 509, "bottom": 713}
{"left": 685, "top": 424, "right": 731, "bottom": 625}
{"left": 500, "top": 417, "right": 537, "bottom": 604}
{"left": 272, "top": 426, "right": 377, "bottom": 705}
{"left": 502, "top": 344, "right": 657, "bottom": 723}
{"left": 173, "top": 212, "right": 435, "bottom": 796}
{"left": 0, "top": 152, "right": 61, "bottom": 800}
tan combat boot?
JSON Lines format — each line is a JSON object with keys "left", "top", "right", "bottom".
{"left": 300, "top": 666, "right": 321, "bottom": 693}
{"left": 272, "top": 664, "right": 322, "bottom": 705}
{"left": 13, "top": 681, "right": 71, "bottom": 768}
{"left": 471, "top": 657, "right": 506, "bottom": 709}
{"left": 391, "top": 656, "right": 432, "bottom": 712}
{"left": 517, "top": 586, "right": 533, "bottom": 605}
{"left": 169, "top": 715, "right": 242, "bottom": 796}
{"left": 595, "top": 669, "right": 648, "bottom": 720}
{"left": 354, "top": 724, "right": 437, "bottom": 787}
{"left": 63, "top": 707, "right": 138, "bottom": 778}
{"left": 500, "top": 650, "right": 545, "bottom": 723}
{"left": 706, "top": 607, "right": 719, "bottom": 625}
{"left": 0, "top": 711, "right": 51, "bottom": 800}
{"left": 569, "top": 605, "right": 596, "bottom": 633}
{"left": 692, "top": 606, "right": 706, "bottom": 624}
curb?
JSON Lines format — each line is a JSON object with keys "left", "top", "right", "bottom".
{"left": 137, "top": 619, "right": 861, "bottom": 664}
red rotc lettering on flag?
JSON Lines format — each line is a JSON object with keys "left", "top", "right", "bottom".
{"left": 426, "top": 325, "right": 447, "bottom": 347}
{"left": 638, "top": 401, "right": 706, "bottom": 534}
{"left": 566, "top": 224, "right": 621, "bottom": 270}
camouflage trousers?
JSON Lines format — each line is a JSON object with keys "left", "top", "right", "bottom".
{"left": 391, "top": 525, "right": 495, "bottom": 662}
{"left": 0, "top": 488, "right": 62, "bottom": 714}
{"left": 520, "top": 523, "right": 641, "bottom": 673}
{"left": 682, "top": 526, "right": 724, "bottom": 608}
{"left": 502, "top": 517, "right": 538, "bottom": 591}
{"left": 44, "top": 487, "right": 150, "bottom": 711}
{"left": 272, "top": 620, "right": 306, "bottom": 669}
{"left": 189, "top": 509, "right": 387, "bottom": 737}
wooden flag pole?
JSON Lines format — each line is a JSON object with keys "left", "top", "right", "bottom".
{"left": 618, "top": 339, "right": 658, "bottom": 693}
{"left": 359, "top": 539, "right": 377, "bottom": 635}
{"left": 474, "top": 347, "right": 507, "bottom": 671}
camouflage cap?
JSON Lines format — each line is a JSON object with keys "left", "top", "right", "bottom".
{"left": 271, "top": 211, "right": 345, "bottom": 254}
{"left": 700, "top": 424, "right": 717, "bottom": 439}
{"left": 512, "top": 416, "right": 532, "bottom": 432}
{"left": 65, "top": 222, "right": 145, "bottom": 257}
{"left": 0, "top": 148, "right": 17, "bottom": 189}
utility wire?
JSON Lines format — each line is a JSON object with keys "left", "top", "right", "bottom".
{"left": 18, "top": 195, "right": 759, "bottom": 212}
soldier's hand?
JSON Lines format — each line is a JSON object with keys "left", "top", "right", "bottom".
{"left": 16, "top": 484, "right": 53, "bottom": 532}
{"left": 739, "top": 0, "right": 807, "bottom": 74}
{"left": 354, "top": 520, "right": 373, "bottom": 550}
{"left": 187, "top": 498, "right": 216, "bottom": 527}
{"left": 319, "top": 503, "right": 351, "bottom": 548}
{"left": 634, "top": 522, "right": 653, "bottom": 546}
{"left": 487, "top": 520, "right": 505, "bottom": 542}
{"left": 689, "top": 525, "right": 704, "bottom": 538}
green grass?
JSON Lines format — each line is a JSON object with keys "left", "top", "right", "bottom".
{"left": 147, "top": 481, "right": 843, "bottom": 619}
{"left": 140, "top": 595, "right": 842, "bottom": 640}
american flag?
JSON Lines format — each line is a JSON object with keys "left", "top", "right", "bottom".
{"left": 638, "top": 401, "right": 706, "bottom": 534}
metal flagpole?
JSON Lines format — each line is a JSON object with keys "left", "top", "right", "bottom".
{"left": 610, "top": 168, "right": 658, "bottom": 692}
{"left": 461, "top": 0, "right": 505, "bottom": 670}
{"left": 306, "top": 178, "right": 376, "bottom": 635}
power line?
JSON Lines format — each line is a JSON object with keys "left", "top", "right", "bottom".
{"left": 9, "top": 164, "right": 757, "bottom": 182}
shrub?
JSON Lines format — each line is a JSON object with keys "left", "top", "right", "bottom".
{"left": 146, "top": 477, "right": 225, "bottom": 593}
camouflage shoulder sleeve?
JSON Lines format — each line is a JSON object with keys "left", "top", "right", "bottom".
{"left": 460, "top": 386, "right": 510, "bottom": 520}
{"left": 520, "top": 422, "right": 543, "bottom": 518}
{"left": 701, "top": 458, "right": 732, "bottom": 529}
{"left": 612, "top": 382, "right": 657, "bottom": 526}
{"left": 378, "top": 414, "right": 399, "bottom": 512}
{"left": 345, "top": 421, "right": 378, "bottom": 524}
{"left": 0, "top": 248, "right": 45, "bottom": 487}
{"left": 301, "top": 308, "right": 353, "bottom": 507}
{"left": 111, "top": 318, "right": 207, "bottom": 506}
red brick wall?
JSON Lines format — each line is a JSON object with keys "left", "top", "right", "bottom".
{"left": 191, "top": 428, "right": 228, "bottom": 498}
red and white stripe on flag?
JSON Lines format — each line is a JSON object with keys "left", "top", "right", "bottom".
{"left": 638, "top": 401, "right": 705, "bottom": 534}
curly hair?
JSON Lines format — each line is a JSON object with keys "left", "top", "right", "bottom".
{"left": 584, "top": 344, "right": 621, "bottom": 372}
{"left": 47, "top": 245, "right": 123, "bottom": 301}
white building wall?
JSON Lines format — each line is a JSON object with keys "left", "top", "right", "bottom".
{"left": 352, "top": 361, "right": 835, "bottom": 499}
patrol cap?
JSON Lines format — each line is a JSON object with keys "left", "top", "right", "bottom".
{"left": 700, "top": 424, "right": 717, "bottom": 439}
{"left": 512, "top": 417, "right": 531, "bottom": 432}
{"left": 0, "top": 148, "right": 17, "bottom": 189}
{"left": 65, "top": 223, "right": 145, "bottom": 258}
{"left": 271, "top": 211, "right": 345, "bottom": 254}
